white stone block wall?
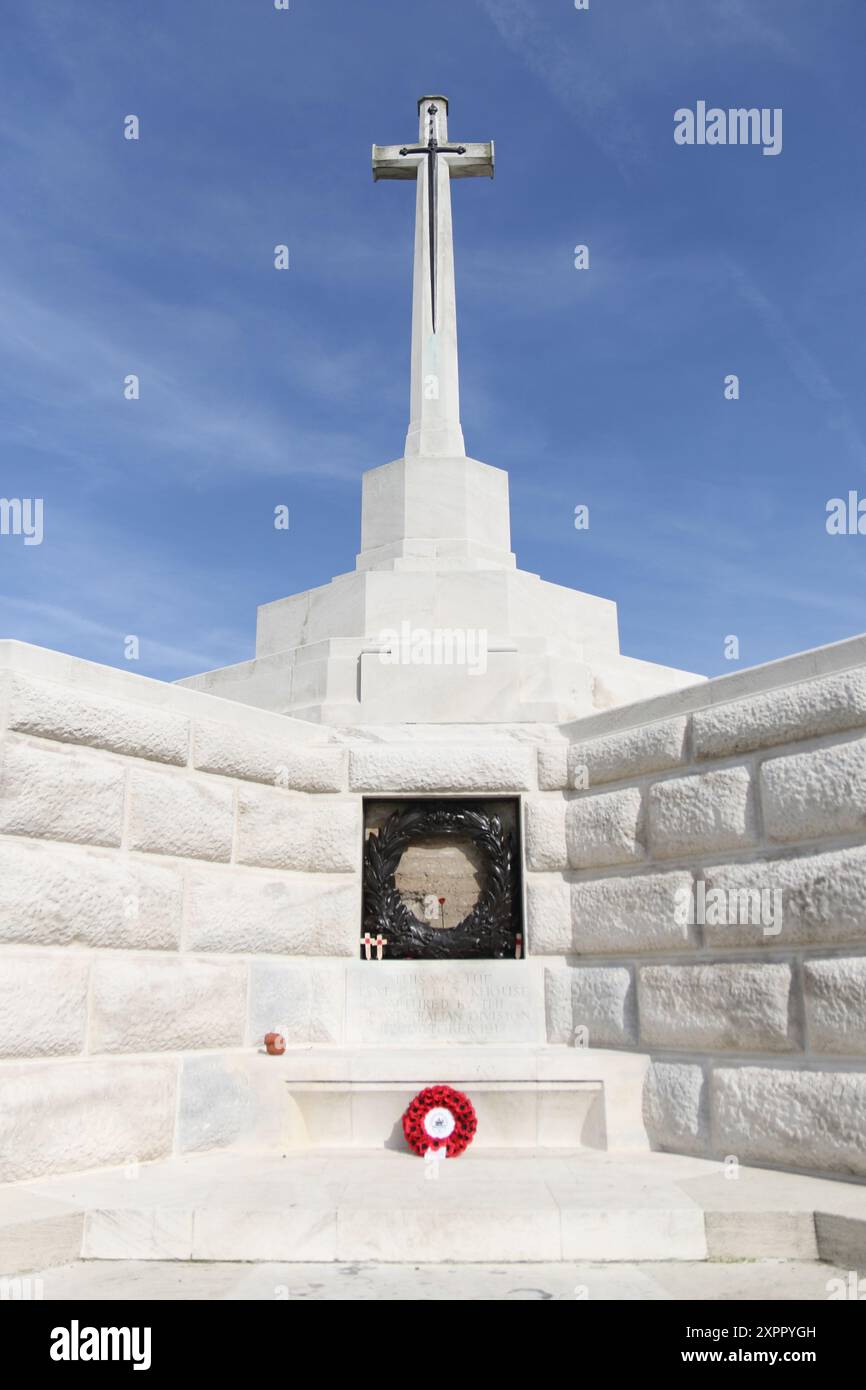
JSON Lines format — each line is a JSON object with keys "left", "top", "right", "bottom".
{"left": 0, "top": 654, "right": 363, "bottom": 1181}
{"left": 3, "top": 637, "right": 866, "bottom": 1186}
{"left": 0, "top": 646, "right": 542, "bottom": 1182}
{"left": 531, "top": 649, "right": 866, "bottom": 1180}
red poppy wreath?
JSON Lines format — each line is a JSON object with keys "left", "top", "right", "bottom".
{"left": 402, "top": 1084, "right": 478, "bottom": 1157}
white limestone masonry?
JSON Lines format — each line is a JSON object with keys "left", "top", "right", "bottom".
{"left": 1, "top": 636, "right": 866, "bottom": 1184}
{"left": 530, "top": 637, "right": 866, "bottom": 1180}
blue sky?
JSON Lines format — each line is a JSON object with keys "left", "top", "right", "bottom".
{"left": 1, "top": 0, "right": 865, "bottom": 683}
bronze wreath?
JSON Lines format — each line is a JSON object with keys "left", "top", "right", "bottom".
{"left": 362, "top": 801, "right": 518, "bottom": 959}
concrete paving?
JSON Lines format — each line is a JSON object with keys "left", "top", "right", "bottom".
{"left": 3, "top": 1147, "right": 866, "bottom": 1270}
{"left": 21, "top": 1258, "right": 853, "bottom": 1301}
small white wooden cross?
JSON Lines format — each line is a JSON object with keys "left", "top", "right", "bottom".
{"left": 361, "top": 932, "right": 373, "bottom": 961}
{"left": 374, "top": 934, "right": 388, "bottom": 961}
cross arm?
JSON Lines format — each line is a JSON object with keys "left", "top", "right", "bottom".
{"left": 446, "top": 142, "right": 495, "bottom": 180}
{"left": 372, "top": 141, "right": 495, "bottom": 181}
{"left": 372, "top": 143, "right": 422, "bottom": 180}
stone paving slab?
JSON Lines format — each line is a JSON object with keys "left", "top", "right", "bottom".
{"left": 3, "top": 1149, "right": 865, "bottom": 1269}
{"left": 21, "top": 1259, "right": 853, "bottom": 1302}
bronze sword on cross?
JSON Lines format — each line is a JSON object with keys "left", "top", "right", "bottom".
{"left": 372, "top": 97, "right": 494, "bottom": 331}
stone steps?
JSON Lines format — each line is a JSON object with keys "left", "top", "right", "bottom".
{"left": 4, "top": 1149, "right": 865, "bottom": 1270}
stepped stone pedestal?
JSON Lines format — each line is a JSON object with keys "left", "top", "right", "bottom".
{"left": 179, "top": 452, "right": 702, "bottom": 724}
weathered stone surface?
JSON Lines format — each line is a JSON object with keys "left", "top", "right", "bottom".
{"left": 236, "top": 789, "right": 359, "bottom": 872}
{"left": 693, "top": 670, "right": 866, "bottom": 760}
{"left": 0, "top": 740, "right": 125, "bottom": 848}
{"left": 566, "top": 787, "right": 644, "bottom": 869}
{"left": 569, "top": 965, "right": 636, "bottom": 1047}
{"left": 348, "top": 745, "right": 532, "bottom": 793}
{"left": 543, "top": 966, "right": 572, "bottom": 1043}
{"left": 712, "top": 1066, "right": 866, "bottom": 1177}
{"left": 193, "top": 720, "right": 346, "bottom": 792}
{"left": 569, "top": 870, "right": 695, "bottom": 955}
{"left": 648, "top": 766, "right": 755, "bottom": 859}
{"left": 177, "top": 1054, "right": 292, "bottom": 1154}
{"left": 761, "top": 738, "right": 866, "bottom": 843}
{"left": 0, "top": 952, "right": 89, "bottom": 1057}
{"left": 247, "top": 961, "right": 344, "bottom": 1045}
{"left": 644, "top": 1062, "right": 708, "bottom": 1156}
{"left": 6, "top": 674, "right": 189, "bottom": 764}
{"left": 90, "top": 956, "right": 247, "bottom": 1053}
{"left": 524, "top": 799, "right": 567, "bottom": 871}
{"left": 804, "top": 958, "right": 866, "bottom": 1054}
{"left": 187, "top": 868, "right": 360, "bottom": 956}
{"left": 526, "top": 877, "right": 572, "bottom": 954}
{"left": 537, "top": 743, "right": 567, "bottom": 791}
{"left": 638, "top": 963, "right": 795, "bottom": 1052}
{"left": 0, "top": 1058, "right": 176, "bottom": 1182}
{"left": 568, "top": 718, "right": 687, "bottom": 788}
{"left": 0, "top": 839, "right": 182, "bottom": 950}
{"left": 127, "top": 769, "right": 234, "bottom": 862}
{"left": 702, "top": 846, "right": 866, "bottom": 949}
{"left": 344, "top": 961, "right": 544, "bottom": 1045}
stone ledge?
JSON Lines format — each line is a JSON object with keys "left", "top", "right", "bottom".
{"left": 348, "top": 745, "right": 533, "bottom": 793}
{"left": 692, "top": 669, "right": 866, "bottom": 760}
{"left": 6, "top": 674, "right": 190, "bottom": 765}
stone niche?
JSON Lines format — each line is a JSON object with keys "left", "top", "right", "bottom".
{"left": 362, "top": 798, "right": 523, "bottom": 960}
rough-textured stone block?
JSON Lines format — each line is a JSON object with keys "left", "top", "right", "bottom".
{"left": 236, "top": 789, "right": 359, "bottom": 872}
{"left": 702, "top": 846, "right": 866, "bottom": 949}
{"left": 644, "top": 1062, "right": 708, "bottom": 1156}
{"left": 526, "top": 878, "right": 572, "bottom": 954}
{"left": 693, "top": 670, "right": 866, "bottom": 760}
{"left": 638, "top": 963, "right": 795, "bottom": 1052}
{"left": 348, "top": 745, "right": 532, "bottom": 793}
{"left": 543, "top": 966, "right": 572, "bottom": 1043}
{"left": 90, "top": 956, "right": 247, "bottom": 1053}
{"left": 712, "top": 1066, "right": 866, "bottom": 1177}
{"left": 569, "top": 870, "right": 695, "bottom": 955}
{"left": 648, "top": 766, "right": 755, "bottom": 859}
{"left": 127, "top": 769, "right": 234, "bottom": 862}
{"left": 0, "top": 740, "right": 125, "bottom": 848}
{"left": 6, "top": 674, "right": 189, "bottom": 764}
{"left": 0, "top": 839, "right": 182, "bottom": 950}
{"left": 524, "top": 799, "right": 567, "bottom": 871}
{"left": 0, "top": 952, "right": 89, "bottom": 1057}
{"left": 804, "top": 958, "right": 866, "bottom": 1055}
{"left": 568, "top": 718, "right": 687, "bottom": 788}
{"left": 177, "top": 1054, "right": 292, "bottom": 1155}
{"left": 566, "top": 787, "right": 644, "bottom": 869}
{"left": 570, "top": 965, "right": 636, "bottom": 1047}
{"left": 0, "top": 1058, "right": 176, "bottom": 1182}
{"left": 537, "top": 743, "right": 568, "bottom": 791}
{"left": 761, "top": 738, "right": 866, "bottom": 843}
{"left": 193, "top": 720, "right": 346, "bottom": 792}
{"left": 187, "top": 868, "right": 360, "bottom": 956}
{"left": 247, "top": 961, "right": 344, "bottom": 1045}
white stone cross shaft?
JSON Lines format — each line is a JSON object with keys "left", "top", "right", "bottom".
{"left": 373, "top": 96, "right": 494, "bottom": 459}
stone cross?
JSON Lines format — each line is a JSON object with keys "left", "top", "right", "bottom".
{"left": 373, "top": 96, "right": 494, "bottom": 460}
